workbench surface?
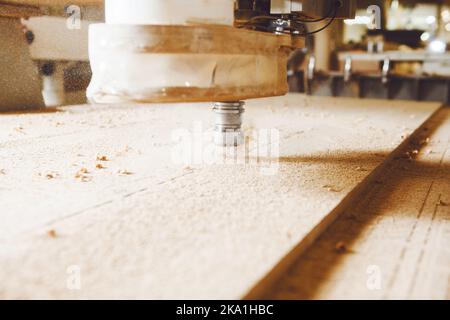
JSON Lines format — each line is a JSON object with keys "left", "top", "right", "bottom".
{"left": 267, "top": 108, "right": 450, "bottom": 300}
{"left": 0, "top": 94, "right": 445, "bottom": 299}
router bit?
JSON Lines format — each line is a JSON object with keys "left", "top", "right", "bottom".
{"left": 213, "top": 101, "right": 245, "bottom": 147}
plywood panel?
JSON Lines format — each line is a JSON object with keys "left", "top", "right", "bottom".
{"left": 265, "top": 108, "right": 450, "bottom": 300}
{"left": 0, "top": 95, "right": 441, "bottom": 299}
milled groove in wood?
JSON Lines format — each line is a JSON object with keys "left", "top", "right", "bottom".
{"left": 244, "top": 106, "right": 444, "bottom": 300}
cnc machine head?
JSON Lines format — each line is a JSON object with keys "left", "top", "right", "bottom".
{"left": 235, "top": 0, "right": 356, "bottom": 35}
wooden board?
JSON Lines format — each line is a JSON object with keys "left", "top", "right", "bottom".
{"left": 262, "top": 108, "right": 450, "bottom": 300}
{"left": 0, "top": 95, "right": 441, "bottom": 299}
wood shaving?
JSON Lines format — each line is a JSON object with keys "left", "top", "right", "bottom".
{"left": 75, "top": 168, "right": 92, "bottom": 182}
{"left": 78, "top": 168, "right": 89, "bottom": 174}
{"left": 76, "top": 175, "right": 92, "bottom": 182}
{"left": 323, "top": 185, "right": 343, "bottom": 193}
{"left": 14, "top": 127, "right": 25, "bottom": 134}
{"left": 118, "top": 169, "right": 133, "bottom": 176}
{"left": 45, "top": 172, "right": 58, "bottom": 179}
{"left": 81, "top": 176, "right": 92, "bottom": 182}
{"left": 397, "top": 152, "right": 413, "bottom": 160}
{"left": 335, "top": 241, "right": 348, "bottom": 253}
{"left": 438, "top": 200, "right": 449, "bottom": 207}
{"left": 401, "top": 133, "right": 410, "bottom": 139}
{"left": 96, "top": 155, "right": 109, "bottom": 161}
{"left": 47, "top": 229, "right": 57, "bottom": 238}
{"left": 96, "top": 163, "right": 107, "bottom": 170}
{"left": 0, "top": 169, "right": 5, "bottom": 175}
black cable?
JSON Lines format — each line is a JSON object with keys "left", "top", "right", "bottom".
{"left": 238, "top": 0, "right": 341, "bottom": 35}
{"left": 294, "top": 0, "right": 340, "bottom": 23}
{"left": 272, "top": 5, "right": 338, "bottom": 36}
{"left": 299, "top": 5, "right": 338, "bottom": 36}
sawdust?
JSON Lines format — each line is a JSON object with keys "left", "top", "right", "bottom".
{"left": 118, "top": 169, "right": 133, "bottom": 176}
{"left": 401, "top": 133, "right": 410, "bottom": 139}
{"left": 44, "top": 172, "right": 58, "bottom": 180}
{"left": 76, "top": 175, "right": 92, "bottom": 182}
{"left": 323, "top": 185, "right": 343, "bottom": 193}
{"left": 396, "top": 152, "right": 414, "bottom": 161}
{"left": 438, "top": 200, "right": 449, "bottom": 207}
{"left": 334, "top": 241, "right": 348, "bottom": 254}
{"left": 75, "top": 168, "right": 92, "bottom": 182}
{"left": 96, "top": 164, "right": 107, "bottom": 170}
{"left": 14, "top": 126, "right": 25, "bottom": 133}
{"left": 47, "top": 230, "right": 57, "bottom": 238}
{"left": 117, "top": 146, "right": 132, "bottom": 157}
{"left": 96, "top": 155, "right": 109, "bottom": 161}
{"left": 78, "top": 168, "right": 89, "bottom": 174}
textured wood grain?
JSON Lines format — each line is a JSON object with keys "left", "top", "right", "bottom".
{"left": 265, "top": 108, "right": 450, "bottom": 300}
{"left": 0, "top": 95, "right": 441, "bottom": 299}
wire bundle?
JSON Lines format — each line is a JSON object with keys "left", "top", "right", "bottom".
{"left": 238, "top": 0, "right": 341, "bottom": 36}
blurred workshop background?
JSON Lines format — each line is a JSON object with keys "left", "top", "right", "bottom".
{"left": 3, "top": 0, "right": 450, "bottom": 110}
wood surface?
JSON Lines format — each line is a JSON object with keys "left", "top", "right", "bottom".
{"left": 262, "top": 108, "right": 450, "bottom": 300}
{"left": 0, "top": 95, "right": 441, "bottom": 299}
